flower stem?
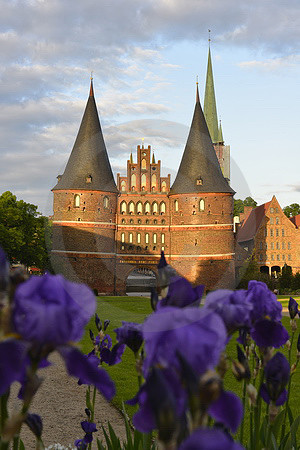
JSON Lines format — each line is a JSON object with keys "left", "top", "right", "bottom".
{"left": 254, "top": 368, "right": 264, "bottom": 449}
{"left": 239, "top": 379, "right": 247, "bottom": 445}
{"left": 280, "top": 330, "right": 295, "bottom": 442}
{"left": 0, "top": 391, "right": 9, "bottom": 434}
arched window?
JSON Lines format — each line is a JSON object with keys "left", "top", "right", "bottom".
{"left": 141, "top": 174, "right": 146, "bottom": 189}
{"left": 152, "top": 202, "right": 158, "bottom": 215}
{"left": 161, "top": 181, "right": 167, "bottom": 192}
{"left": 121, "top": 233, "right": 125, "bottom": 243}
{"left": 145, "top": 233, "right": 149, "bottom": 244}
{"left": 174, "top": 200, "right": 178, "bottom": 212}
{"left": 160, "top": 202, "right": 166, "bottom": 215}
{"left": 145, "top": 202, "right": 150, "bottom": 214}
{"left": 74, "top": 194, "right": 80, "bottom": 207}
{"left": 276, "top": 217, "right": 279, "bottom": 225}
{"left": 161, "top": 233, "right": 165, "bottom": 244}
{"left": 136, "top": 201, "right": 143, "bottom": 214}
{"left": 131, "top": 173, "right": 136, "bottom": 190}
{"left": 129, "top": 201, "right": 135, "bottom": 214}
{"left": 141, "top": 159, "right": 146, "bottom": 169}
{"left": 151, "top": 174, "right": 157, "bottom": 188}
{"left": 153, "top": 233, "right": 157, "bottom": 244}
{"left": 121, "top": 180, "right": 126, "bottom": 191}
{"left": 129, "top": 233, "right": 133, "bottom": 243}
{"left": 137, "top": 233, "right": 141, "bottom": 244}
{"left": 104, "top": 196, "right": 109, "bottom": 208}
{"left": 199, "top": 199, "right": 205, "bottom": 211}
{"left": 120, "top": 201, "right": 127, "bottom": 214}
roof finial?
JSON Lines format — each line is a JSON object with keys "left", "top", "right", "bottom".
{"left": 89, "top": 71, "right": 94, "bottom": 97}
{"left": 196, "top": 75, "right": 200, "bottom": 103}
{"left": 208, "top": 29, "right": 211, "bottom": 46}
{"left": 142, "top": 137, "right": 144, "bottom": 148}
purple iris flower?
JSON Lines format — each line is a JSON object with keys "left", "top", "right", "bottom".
{"left": 100, "top": 342, "right": 126, "bottom": 366}
{"left": 178, "top": 427, "right": 244, "bottom": 450}
{"left": 13, "top": 274, "right": 95, "bottom": 346}
{"left": 158, "top": 275, "right": 204, "bottom": 309}
{"left": 288, "top": 297, "right": 299, "bottom": 319}
{"left": 250, "top": 319, "right": 289, "bottom": 348}
{"left": 203, "top": 289, "right": 252, "bottom": 333}
{"left": 260, "top": 352, "right": 290, "bottom": 406}
{"left": 142, "top": 307, "right": 227, "bottom": 376}
{"left": 246, "top": 280, "right": 282, "bottom": 323}
{"left": 114, "top": 321, "right": 143, "bottom": 354}
{"left": 127, "top": 367, "right": 186, "bottom": 440}
{"left": 3, "top": 273, "right": 115, "bottom": 400}
{"left": 209, "top": 390, "right": 243, "bottom": 433}
{"left": 75, "top": 421, "right": 97, "bottom": 448}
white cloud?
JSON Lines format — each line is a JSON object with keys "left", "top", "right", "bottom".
{"left": 238, "top": 54, "right": 300, "bottom": 71}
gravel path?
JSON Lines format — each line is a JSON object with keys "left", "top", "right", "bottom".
{"left": 9, "top": 352, "right": 127, "bottom": 449}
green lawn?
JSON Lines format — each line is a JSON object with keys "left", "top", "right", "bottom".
{"left": 80, "top": 296, "right": 300, "bottom": 443}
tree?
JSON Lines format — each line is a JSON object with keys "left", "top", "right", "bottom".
{"left": 283, "top": 203, "right": 300, "bottom": 218}
{"left": 278, "top": 264, "right": 293, "bottom": 290}
{"left": 234, "top": 197, "right": 257, "bottom": 217}
{"left": 0, "top": 191, "right": 52, "bottom": 270}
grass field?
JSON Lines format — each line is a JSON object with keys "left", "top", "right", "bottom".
{"left": 80, "top": 295, "right": 300, "bottom": 442}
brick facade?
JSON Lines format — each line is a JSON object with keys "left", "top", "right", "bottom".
{"left": 236, "top": 195, "right": 300, "bottom": 279}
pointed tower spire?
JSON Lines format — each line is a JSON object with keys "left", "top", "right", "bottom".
{"left": 152, "top": 152, "right": 155, "bottom": 164}
{"left": 170, "top": 87, "right": 234, "bottom": 194}
{"left": 204, "top": 46, "right": 219, "bottom": 144}
{"left": 89, "top": 72, "right": 95, "bottom": 97}
{"left": 53, "top": 80, "right": 117, "bottom": 193}
{"left": 218, "top": 119, "right": 224, "bottom": 143}
{"left": 130, "top": 152, "right": 133, "bottom": 163}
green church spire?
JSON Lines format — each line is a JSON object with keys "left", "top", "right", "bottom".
{"left": 204, "top": 47, "right": 219, "bottom": 144}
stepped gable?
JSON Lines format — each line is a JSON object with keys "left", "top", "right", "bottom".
{"left": 170, "top": 84, "right": 234, "bottom": 194}
{"left": 237, "top": 201, "right": 271, "bottom": 242}
{"left": 53, "top": 79, "right": 118, "bottom": 193}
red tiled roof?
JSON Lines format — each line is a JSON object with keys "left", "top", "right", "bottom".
{"left": 290, "top": 214, "right": 300, "bottom": 228}
{"left": 237, "top": 201, "right": 271, "bottom": 242}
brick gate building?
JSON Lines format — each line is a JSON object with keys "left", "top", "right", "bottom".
{"left": 51, "top": 51, "right": 235, "bottom": 294}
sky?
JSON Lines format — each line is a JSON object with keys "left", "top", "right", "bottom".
{"left": 0, "top": 0, "right": 299, "bottom": 216}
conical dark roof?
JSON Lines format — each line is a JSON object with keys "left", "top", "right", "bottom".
{"left": 53, "top": 80, "right": 118, "bottom": 193}
{"left": 170, "top": 86, "right": 234, "bottom": 195}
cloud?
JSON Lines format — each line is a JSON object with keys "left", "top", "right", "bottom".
{"left": 238, "top": 54, "right": 300, "bottom": 71}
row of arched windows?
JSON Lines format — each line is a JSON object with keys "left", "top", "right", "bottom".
{"left": 121, "top": 232, "right": 165, "bottom": 244}
{"left": 120, "top": 201, "right": 166, "bottom": 215}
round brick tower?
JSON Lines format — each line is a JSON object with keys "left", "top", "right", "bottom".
{"left": 169, "top": 84, "right": 235, "bottom": 290}
{"left": 51, "top": 79, "right": 118, "bottom": 294}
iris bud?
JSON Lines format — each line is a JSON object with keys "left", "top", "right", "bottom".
{"left": 199, "top": 370, "right": 222, "bottom": 407}
{"left": 95, "top": 313, "right": 102, "bottom": 331}
{"left": 290, "top": 319, "right": 297, "bottom": 332}
{"left": 247, "top": 384, "right": 257, "bottom": 406}
{"left": 25, "top": 413, "right": 43, "bottom": 439}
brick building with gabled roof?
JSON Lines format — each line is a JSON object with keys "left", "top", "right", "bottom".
{"left": 236, "top": 195, "right": 300, "bottom": 279}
